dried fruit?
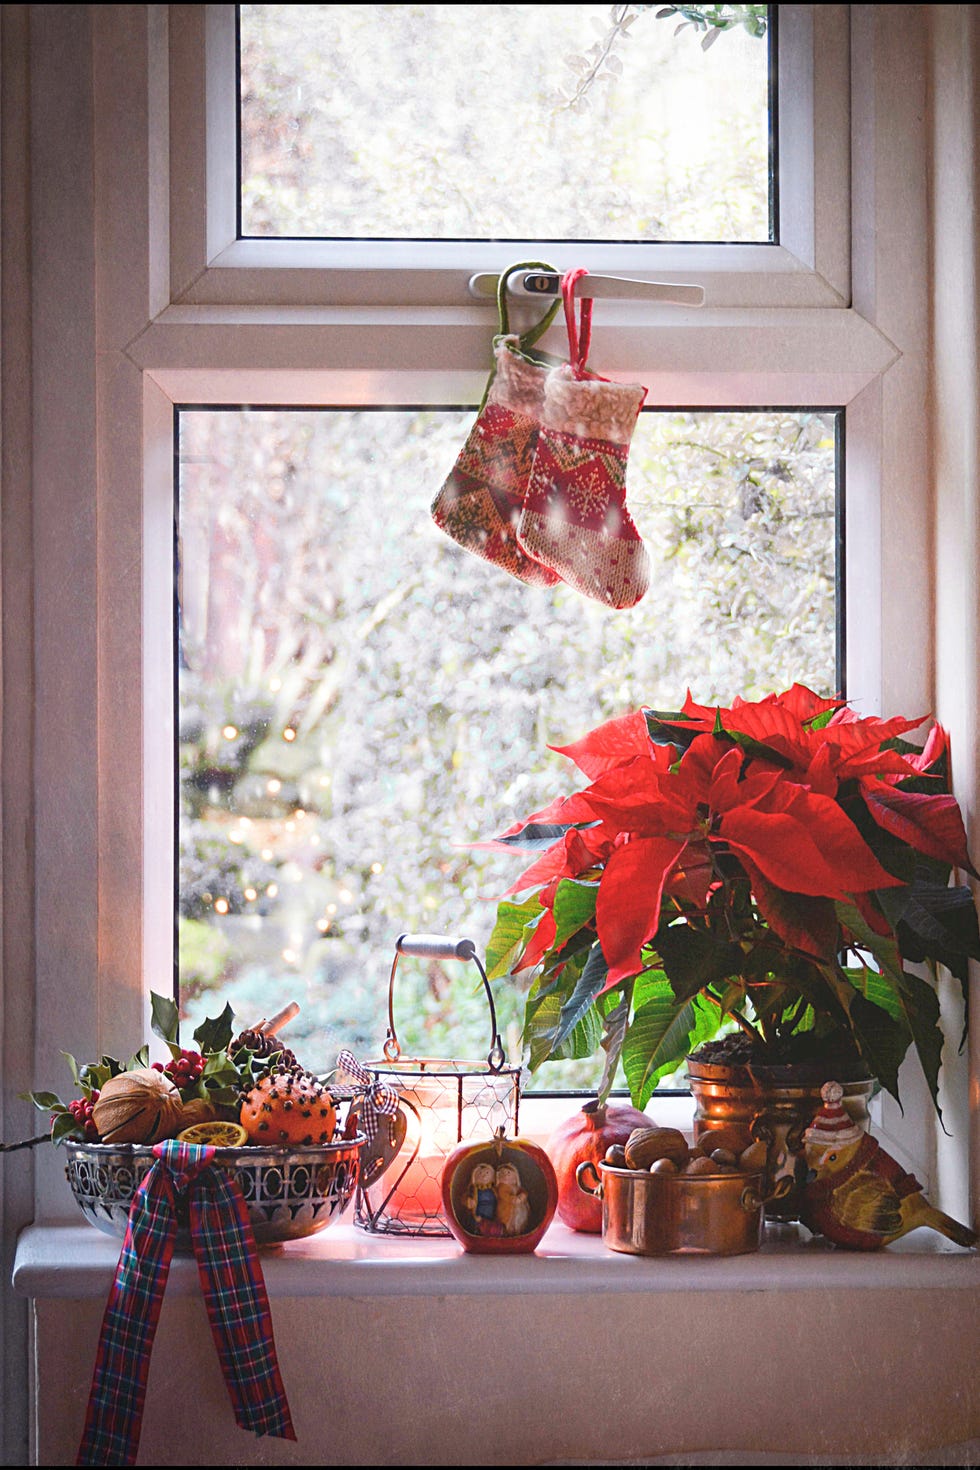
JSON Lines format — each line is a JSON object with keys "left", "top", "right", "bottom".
{"left": 92, "top": 1068, "right": 183, "bottom": 1145}
{"left": 174, "top": 1096, "right": 218, "bottom": 1133}
{"left": 624, "top": 1126, "right": 689, "bottom": 1171}
{"left": 177, "top": 1120, "right": 249, "bottom": 1147}
{"left": 239, "top": 1067, "right": 336, "bottom": 1147}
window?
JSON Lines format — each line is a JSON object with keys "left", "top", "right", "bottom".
{"left": 177, "top": 403, "right": 840, "bottom": 1088}
{"left": 238, "top": 3, "right": 774, "bottom": 243}
{"left": 16, "top": 2, "right": 946, "bottom": 1214}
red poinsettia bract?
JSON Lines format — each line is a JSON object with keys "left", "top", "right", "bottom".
{"left": 492, "top": 686, "right": 974, "bottom": 988}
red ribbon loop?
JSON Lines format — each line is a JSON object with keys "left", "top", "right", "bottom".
{"left": 561, "top": 267, "right": 593, "bottom": 377}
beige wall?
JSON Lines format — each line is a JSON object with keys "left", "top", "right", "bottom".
{"left": 33, "top": 1287, "right": 980, "bottom": 1465}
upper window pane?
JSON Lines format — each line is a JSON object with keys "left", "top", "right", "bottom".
{"left": 238, "top": 3, "right": 773, "bottom": 243}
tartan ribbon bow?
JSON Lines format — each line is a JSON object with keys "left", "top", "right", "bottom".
{"left": 335, "top": 1049, "right": 399, "bottom": 1142}
{"left": 77, "top": 1139, "right": 295, "bottom": 1467}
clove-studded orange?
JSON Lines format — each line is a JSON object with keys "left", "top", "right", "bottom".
{"left": 239, "top": 1066, "right": 336, "bottom": 1147}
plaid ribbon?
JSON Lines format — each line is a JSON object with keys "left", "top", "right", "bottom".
{"left": 77, "top": 1140, "right": 295, "bottom": 1466}
{"left": 334, "top": 1049, "right": 399, "bottom": 1142}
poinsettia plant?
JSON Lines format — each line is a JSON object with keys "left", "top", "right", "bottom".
{"left": 483, "top": 685, "right": 980, "bottom": 1113}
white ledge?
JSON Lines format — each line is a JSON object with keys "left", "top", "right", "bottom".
{"left": 13, "top": 1218, "right": 979, "bottom": 1300}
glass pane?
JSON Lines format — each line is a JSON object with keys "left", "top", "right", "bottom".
{"left": 239, "top": 3, "right": 772, "bottom": 242}
{"left": 177, "top": 405, "right": 837, "bottom": 1086}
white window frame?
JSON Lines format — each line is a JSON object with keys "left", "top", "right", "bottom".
{"left": 171, "top": 4, "right": 851, "bottom": 309}
{"left": 13, "top": 4, "right": 953, "bottom": 1226}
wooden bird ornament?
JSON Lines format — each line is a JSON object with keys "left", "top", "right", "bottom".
{"left": 800, "top": 1082, "right": 977, "bottom": 1251}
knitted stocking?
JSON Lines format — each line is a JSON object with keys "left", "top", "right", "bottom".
{"left": 431, "top": 265, "right": 563, "bottom": 587}
{"left": 518, "top": 270, "right": 650, "bottom": 609}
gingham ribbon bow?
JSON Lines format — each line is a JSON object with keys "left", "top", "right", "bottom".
{"left": 77, "top": 1140, "right": 295, "bottom": 1467}
{"left": 335, "top": 1049, "right": 399, "bottom": 1142}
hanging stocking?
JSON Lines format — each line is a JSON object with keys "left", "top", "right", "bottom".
{"left": 431, "top": 263, "right": 563, "bottom": 587}
{"left": 517, "top": 268, "right": 650, "bottom": 609}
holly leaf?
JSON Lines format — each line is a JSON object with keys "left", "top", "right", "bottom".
{"left": 193, "top": 1002, "right": 234, "bottom": 1056}
{"left": 79, "top": 1058, "right": 123, "bottom": 1094}
{"left": 125, "top": 1045, "right": 149, "bottom": 1072}
{"left": 21, "top": 1090, "right": 67, "bottom": 1112}
{"left": 50, "top": 1111, "right": 85, "bottom": 1146}
{"left": 150, "top": 991, "right": 180, "bottom": 1046}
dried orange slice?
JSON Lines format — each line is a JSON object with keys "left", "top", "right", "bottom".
{"left": 177, "top": 1120, "right": 249, "bottom": 1148}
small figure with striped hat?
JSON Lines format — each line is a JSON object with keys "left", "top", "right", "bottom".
{"left": 800, "top": 1081, "right": 977, "bottom": 1250}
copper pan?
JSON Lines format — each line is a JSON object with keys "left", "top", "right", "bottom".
{"left": 577, "top": 1160, "right": 791, "bottom": 1256}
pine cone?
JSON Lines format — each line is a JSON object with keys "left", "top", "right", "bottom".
{"left": 231, "top": 1027, "right": 298, "bottom": 1071}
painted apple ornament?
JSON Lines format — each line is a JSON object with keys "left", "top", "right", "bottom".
{"left": 441, "top": 1127, "right": 558, "bottom": 1254}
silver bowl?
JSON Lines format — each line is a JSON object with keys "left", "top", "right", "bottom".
{"left": 64, "top": 1136, "right": 365, "bottom": 1248}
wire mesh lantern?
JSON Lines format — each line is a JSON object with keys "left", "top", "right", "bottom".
{"left": 354, "top": 934, "right": 521, "bottom": 1238}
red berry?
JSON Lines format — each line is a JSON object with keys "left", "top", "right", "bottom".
{"left": 151, "top": 1061, "right": 165, "bottom": 1072}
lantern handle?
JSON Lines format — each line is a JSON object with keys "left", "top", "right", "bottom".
{"left": 386, "top": 933, "right": 506, "bottom": 1073}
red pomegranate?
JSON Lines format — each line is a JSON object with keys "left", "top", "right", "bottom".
{"left": 547, "top": 1098, "right": 653, "bottom": 1232}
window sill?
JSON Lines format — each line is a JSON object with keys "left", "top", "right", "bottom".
{"left": 13, "top": 1217, "right": 979, "bottom": 1301}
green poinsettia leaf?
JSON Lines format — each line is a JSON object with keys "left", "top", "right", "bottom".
{"left": 622, "top": 982, "right": 716, "bottom": 1109}
{"left": 524, "top": 960, "right": 601, "bottom": 1070}
{"left": 491, "top": 822, "right": 578, "bottom": 850}
{"left": 551, "top": 878, "right": 598, "bottom": 952}
{"left": 655, "top": 925, "right": 743, "bottom": 1004}
{"left": 150, "top": 991, "right": 180, "bottom": 1046}
{"left": 644, "top": 710, "right": 698, "bottom": 751}
{"left": 486, "top": 893, "right": 543, "bottom": 979}
{"left": 894, "top": 968, "right": 944, "bottom": 1122}
{"left": 836, "top": 902, "right": 906, "bottom": 991}
{"left": 193, "top": 1002, "right": 235, "bottom": 1056}
{"left": 845, "top": 991, "right": 913, "bottom": 1107}
{"left": 596, "top": 981, "right": 633, "bottom": 1103}
{"left": 877, "top": 881, "right": 980, "bottom": 965}
{"left": 841, "top": 963, "right": 905, "bottom": 1025}
{"left": 552, "top": 943, "right": 608, "bottom": 1054}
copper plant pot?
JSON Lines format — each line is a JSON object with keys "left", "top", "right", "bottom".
{"left": 686, "top": 1055, "right": 874, "bottom": 1222}
{"left": 577, "top": 1159, "right": 782, "bottom": 1257}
